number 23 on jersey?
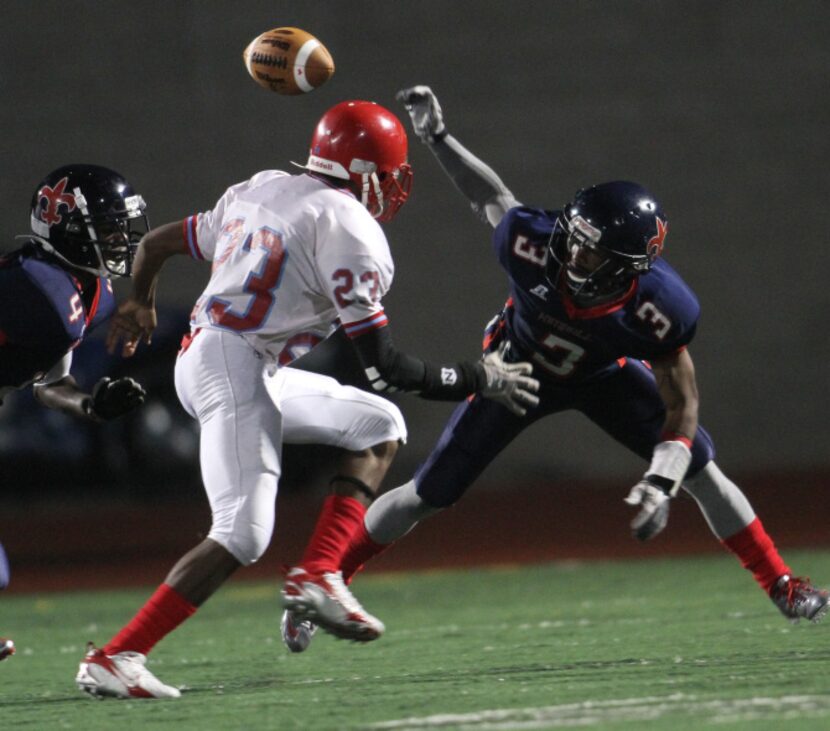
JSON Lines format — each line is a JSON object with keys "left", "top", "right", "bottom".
{"left": 206, "top": 221, "right": 288, "bottom": 331}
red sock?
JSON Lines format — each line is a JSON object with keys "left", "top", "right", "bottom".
{"left": 342, "top": 521, "right": 391, "bottom": 584}
{"left": 300, "top": 495, "right": 366, "bottom": 575}
{"left": 104, "top": 583, "right": 196, "bottom": 656}
{"left": 722, "top": 517, "right": 791, "bottom": 594}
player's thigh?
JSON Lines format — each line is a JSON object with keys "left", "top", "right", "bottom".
{"left": 580, "top": 358, "right": 714, "bottom": 473}
{"left": 269, "top": 366, "right": 406, "bottom": 450}
{"left": 414, "top": 394, "right": 541, "bottom": 508}
{"left": 175, "top": 329, "right": 282, "bottom": 511}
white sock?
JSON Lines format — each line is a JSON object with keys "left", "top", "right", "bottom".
{"left": 364, "top": 479, "right": 441, "bottom": 544}
{"left": 682, "top": 461, "right": 756, "bottom": 540}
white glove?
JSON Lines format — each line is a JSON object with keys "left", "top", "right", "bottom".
{"left": 395, "top": 85, "right": 446, "bottom": 143}
{"left": 624, "top": 480, "right": 671, "bottom": 541}
{"left": 479, "top": 347, "right": 540, "bottom": 416}
{"left": 623, "top": 439, "right": 692, "bottom": 541}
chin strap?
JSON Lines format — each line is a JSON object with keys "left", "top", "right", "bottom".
{"left": 359, "top": 172, "right": 384, "bottom": 219}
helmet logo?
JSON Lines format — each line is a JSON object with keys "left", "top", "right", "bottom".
{"left": 647, "top": 217, "right": 668, "bottom": 259}
{"left": 37, "top": 177, "right": 76, "bottom": 227}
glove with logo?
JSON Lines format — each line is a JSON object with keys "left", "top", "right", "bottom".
{"left": 479, "top": 347, "right": 540, "bottom": 417}
{"left": 86, "top": 377, "right": 146, "bottom": 421}
{"left": 396, "top": 85, "right": 447, "bottom": 143}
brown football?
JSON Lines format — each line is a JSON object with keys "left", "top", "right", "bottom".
{"left": 242, "top": 27, "right": 335, "bottom": 95}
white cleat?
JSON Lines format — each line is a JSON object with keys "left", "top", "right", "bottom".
{"left": 280, "top": 609, "right": 317, "bottom": 653}
{"left": 76, "top": 643, "right": 181, "bottom": 699}
{"left": 281, "top": 567, "right": 384, "bottom": 642}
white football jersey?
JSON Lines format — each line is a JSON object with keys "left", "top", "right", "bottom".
{"left": 182, "top": 171, "right": 394, "bottom": 365}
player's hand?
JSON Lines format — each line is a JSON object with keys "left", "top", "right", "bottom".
{"left": 624, "top": 438, "right": 692, "bottom": 539}
{"left": 396, "top": 85, "right": 446, "bottom": 143}
{"left": 106, "top": 299, "right": 157, "bottom": 357}
{"left": 479, "top": 348, "right": 540, "bottom": 416}
{"left": 86, "top": 377, "right": 146, "bottom": 421}
{"left": 624, "top": 480, "right": 671, "bottom": 541}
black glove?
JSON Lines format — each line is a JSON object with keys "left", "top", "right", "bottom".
{"left": 87, "top": 377, "right": 146, "bottom": 421}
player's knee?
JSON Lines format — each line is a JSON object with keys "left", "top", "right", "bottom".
{"left": 687, "top": 427, "right": 716, "bottom": 478}
{"left": 218, "top": 525, "right": 273, "bottom": 566}
{"left": 208, "top": 511, "right": 274, "bottom": 566}
{"left": 384, "top": 398, "right": 406, "bottom": 436}
{"left": 368, "top": 398, "right": 407, "bottom": 446}
{"left": 349, "top": 394, "right": 407, "bottom": 449}
{"left": 414, "top": 457, "right": 475, "bottom": 509}
{"left": 414, "top": 476, "right": 463, "bottom": 509}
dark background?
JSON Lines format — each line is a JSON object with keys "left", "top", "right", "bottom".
{"left": 1, "top": 2, "right": 828, "bottom": 505}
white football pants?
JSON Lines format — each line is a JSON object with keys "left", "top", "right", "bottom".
{"left": 175, "top": 328, "right": 406, "bottom": 565}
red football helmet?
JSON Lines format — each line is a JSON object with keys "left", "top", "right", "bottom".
{"left": 305, "top": 100, "right": 412, "bottom": 222}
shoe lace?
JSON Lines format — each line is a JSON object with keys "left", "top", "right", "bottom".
{"left": 778, "top": 575, "right": 815, "bottom": 607}
{"left": 789, "top": 576, "right": 811, "bottom": 600}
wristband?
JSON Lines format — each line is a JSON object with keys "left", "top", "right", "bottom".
{"left": 645, "top": 439, "right": 692, "bottom": 497}
{"left": 660, "top": 431, "right": 693, "bottom": 450}
{"left": 429, "top": 128, "right": 448, "bottom": 143}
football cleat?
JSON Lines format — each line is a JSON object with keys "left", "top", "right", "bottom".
{"left": 76, "top": 643, "right": 181, "bottom": 699}
{"left": 770, "top": 575, "right": 830, "bottom": 623}
{"left": 280, "top": 609, "right": 317, "bottom": 653}
{"left": 281, "top": 567, "right": 384, "bottom": 642}
{"left": 0, "top": 638, "right": 15, "bottom": 661}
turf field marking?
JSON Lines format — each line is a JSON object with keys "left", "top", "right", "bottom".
{"left": 369, "top": 694, "right": 830, "bottom": 729}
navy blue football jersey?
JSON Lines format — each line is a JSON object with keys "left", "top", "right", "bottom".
{"left": 0, "top": 249, "right": 115, "bottom": 388}
{"left": 489, "top": 206, "right": 700, "bottom": 381}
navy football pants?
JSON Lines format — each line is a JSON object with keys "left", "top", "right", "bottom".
{"left": 414, "top": 358, "right": 715, "bottom": 508}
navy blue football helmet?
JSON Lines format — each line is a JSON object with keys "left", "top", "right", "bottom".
{"left": 546, "top": 181, "right": 667, "bottom": 306}
{"left": 28, "top": 164, "right": 148, "bottom": 278}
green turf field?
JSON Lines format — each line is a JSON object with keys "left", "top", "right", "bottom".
{"left": 2, "top": 551, "right": 829, "bottom": 730}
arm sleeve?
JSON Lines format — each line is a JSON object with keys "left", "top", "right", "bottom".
{"left": 427, "top": 134, "right": 521, "bottom": 228}
{"left": 349, "top": 324, "right": 486, "bottom": 400}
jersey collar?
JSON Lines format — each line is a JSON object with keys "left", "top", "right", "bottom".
{"left": 558, "top": 273, "right": 639, "bottom": 320}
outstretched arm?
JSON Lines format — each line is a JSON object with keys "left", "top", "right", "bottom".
{"left": 34, "top": 374, "right": 145, "bottom": 422}
{"left": 624, "top": 348, "right": 700, "bottom": 540}
{"left": 106, "top": 221, "right": 188, "bottom": 357}
{"left": 32, "top": 354, "right": 145, "bottom": 421}
{"left": 350, "top": 326, "right": 540, "bottom": 417}
{"left": 397, "top": 86, "right": 520, "bottom": 228}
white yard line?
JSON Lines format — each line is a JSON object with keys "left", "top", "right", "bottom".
{"left": 370, "top": 694, "right": 830, "bottom": 729}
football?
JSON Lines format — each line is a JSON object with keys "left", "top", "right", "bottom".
{"left": 242, "top": 27, "right": 335, "bottom": 95}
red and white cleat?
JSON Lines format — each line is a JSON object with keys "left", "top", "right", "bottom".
{"left": 76, "top": 643, "right": 181, "bottom": 699}
{"left": 280, "top": 609, "right": 317, "bottom": 653}
{"left": 281, "top": 567, "right": 384, "bottom": 642}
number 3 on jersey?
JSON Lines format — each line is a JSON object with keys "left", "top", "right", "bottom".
{"left": 207, "top": 226, "right": 287, "bottom": 331}
{"left": 533, "top": 333, "right": 586, "bottom": 377}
